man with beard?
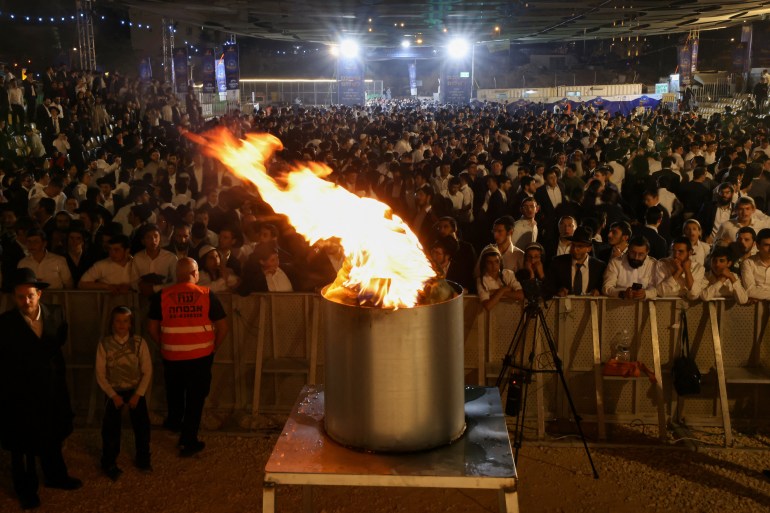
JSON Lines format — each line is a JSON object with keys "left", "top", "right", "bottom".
{"left": 602, "top": 235, "right": 659, "bottom": 299}
{"left": 698, "top": 182, "right": 734, "bottom": 243}
{"left": 596, "top": 221, "right": 632, "bottom": 264}
{"left": 166, "top": 222, "right": 193, "bottom": 260}
{"left": 0, "top": 269, "right": 82, "bottom": 509}
{"left": 728, "top": 226, "right": 757, "bottom": 277}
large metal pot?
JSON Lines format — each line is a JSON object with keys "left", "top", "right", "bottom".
{"left": 323, "top": 284, "right": 465, "bottom": 452}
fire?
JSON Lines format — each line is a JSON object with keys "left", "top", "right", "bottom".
{"left": 194, "top": 129, "right": 436, "bottom": 308}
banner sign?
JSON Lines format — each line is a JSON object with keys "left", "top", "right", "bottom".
{"left": 337, "top": 56, "right": 365, "bottom": 106}
{"left": 408, "top": 62, "right": 417, "bottom": 97}
{"left": 678, "top": 45, "right": 692, "bottom": 86}
{"left": 504, "top": 94, "right": 662, "bottom": 116}
{"left": 690, "top": 38, "right": 699, "bottom": 73}
{"left": 216, "top": 57, "right": 227, "bottom": 94}
{"left": 443, "top": 74, "right": 471, "bottom": 104}
{"left": 201, "top": 48, "right": 216, "bottom": 93}
{"left": 138, "top": 58, "right": 152, "bottom": 81}
{"left": 173, "top": 47, "right": 188, "bottom": 93}
{"left": 223, "top": 44, "right": 240, "bottom": 91}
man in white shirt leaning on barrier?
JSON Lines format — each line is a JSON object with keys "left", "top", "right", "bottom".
{"left": 602, "top": 235, "right": 659, "bottom": 300}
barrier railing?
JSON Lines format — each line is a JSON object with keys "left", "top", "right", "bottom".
{"left": 2, "top": 292, "right": 768, "bottom": 441}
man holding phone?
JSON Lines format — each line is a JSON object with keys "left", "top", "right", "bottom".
{"left": 602, "top": 235, "right": 659, "bottom": 299}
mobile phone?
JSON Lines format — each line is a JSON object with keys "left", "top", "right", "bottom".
{"left": 632, "top": 282, "right": 643, "bottom": 290}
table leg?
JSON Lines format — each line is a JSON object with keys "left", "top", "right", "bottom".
{"left": 302, "top": 485, "right": 313, "bottom": 513}
{"left": 263, "top": 481, "right": 276, "bottom": 513}
{"left": 498, "top": 485, "right": 519, "bottom": 513}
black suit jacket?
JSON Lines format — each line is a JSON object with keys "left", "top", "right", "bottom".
{"left": 678, "top": 181, "right": 711, "bottom": 216}
{"left": 0, "top": 303, "right": 73, "bottom": 451}
{"left": 237, "top": 255, "right": 297, "bottom": 295}
{"left": 544, "top": 254, "right": 605, "bottom": 297}
{"left": 636, "top": 225, "right": 668, "bottom": 260}
{"left": 534, "top": 183, "right": 566, "bottom": 221}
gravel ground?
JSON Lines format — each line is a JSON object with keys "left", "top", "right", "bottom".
{"left": 2, "top": 420, "right": 770, "bottom": 513}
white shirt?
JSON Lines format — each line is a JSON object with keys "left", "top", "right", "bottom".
{"left": 28, "top": 191, "right": 67, "bottom": 216}
{"left": 477, "top": 269, "right": 522, "bottom": 302}
{"left": 130, "top": 249, "right": 178, "bottom": 292}
{"left": 499, "top": 241, "right": 525, "bottom": 272}
{"left": 511, "top": 218, "right": 538, "bottom": 251}
{"left": 265, "top": 267, "right": 293, "bottom": 292}
{"left": 393, "top": 139, "right": 412, "bottom": 156}
{"left": 198, "top": 269, "right": 238, "bottom": 293}
{"left": 21, "top": 305, "right": 43, "bottom": 338}
{"left": 711, "top": 205, "right": 733, "bottom": 240}
{"left": 715, "top": 217, "right": 769, "bottom": 246}
{"left": 700, "top": 273, "right": 748, "bottom": 303}
{"left": 691, "top": 241, "right": 711, "bottom": 268}
{"left": 658, "top": 188, "right": 677, "bottom": 216}
{"left": 80, "top": 258, "right": 133, "bottom": 286}
{"left": 602, "top": 255, "right": 659, "bottom": 298}
{"left": 654, "top": 258, "right": 705, "bottom": 300}
{"left": 741, "top": 255, "right": 770, "bottom": 300}
{"left": 545, "top": 185, "right": 563, "bottom": 208}
{"left": 18, "top": 251, "right": 73, "bottom": 289}
{"left": 460, "top": 184, "right": 474, "bottom": 222}
{"left": 607, "top": 161, "right": 625, "bottom": 187}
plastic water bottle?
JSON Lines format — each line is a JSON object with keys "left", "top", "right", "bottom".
{"left": 613, "top": 330, "right": 631, "bottom": 362}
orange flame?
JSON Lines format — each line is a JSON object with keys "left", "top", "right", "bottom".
{"left": 194, "top": 129, "right": 436, "bottom": 309}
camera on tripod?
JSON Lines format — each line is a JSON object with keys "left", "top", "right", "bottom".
{"left": 504, "top": 371, "right": 530, "bottom": 416}
{"left": 519, "top": 278, "right": 544, "bottom": 305}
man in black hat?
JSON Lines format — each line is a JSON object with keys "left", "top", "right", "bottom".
{"left": 544, "top": 226, "right": 606, "bottom": 297}
{"left": 0, "top": 269, "right": 82, "bottom": 510}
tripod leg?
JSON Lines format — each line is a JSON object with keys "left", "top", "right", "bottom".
{"left": 512, "top": 358, "right": 533, "bottom": 465}
{"left": 496, "top": 311, "right": 529, "bottom": 389}
{"left": 511, "top": 312, "right": 540, "bottom": 464}
{"left": 537, "top": 309, "right": 600, "bottom": 479}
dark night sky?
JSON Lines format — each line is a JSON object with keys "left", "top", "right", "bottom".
{"left": 0, "top": 1, "right": 765, "bottom": 78}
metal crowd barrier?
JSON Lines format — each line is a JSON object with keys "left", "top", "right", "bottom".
{"left": 1, "top": 292, "right": 768, "bottom": 443}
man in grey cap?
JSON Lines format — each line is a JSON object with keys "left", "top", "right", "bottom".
{"left": 0, "top": 269, "right": 82, "bottom": 510}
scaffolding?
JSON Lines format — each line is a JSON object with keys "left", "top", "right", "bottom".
{"left": 75, "top": 0, "right": 96, "bottom": 70}
{"left": 161, "top": 17, "right": 174, "bottom": 84}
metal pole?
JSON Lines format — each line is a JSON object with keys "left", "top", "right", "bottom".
{"left": 161, "top": 18, "right": 170, "bottom": 84}
{"left": 75, "top": 0, "right": 96, "bottom": 70}
{"left": 169, "top": 19, "right": 175, "bottom": 93}
{"left": 470, "top": 42, "right": 476, "bottom": 99}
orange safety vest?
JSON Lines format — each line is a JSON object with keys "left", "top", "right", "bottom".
{"left": 159, "top": 282, "right": 215, "bottom": 361}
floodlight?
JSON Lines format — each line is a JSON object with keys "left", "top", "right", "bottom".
{"left": 339, "top": 39, "right": 360, "bottom": 58}
{"left": 401, "top": 40, "right": 411, "bottom": 48}
{"left": 447, "top": 38, "right": 470, "bottom": 59}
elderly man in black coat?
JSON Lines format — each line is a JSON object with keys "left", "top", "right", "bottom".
{"left": 0, "top": 268, "right": 82, "bottom": 510}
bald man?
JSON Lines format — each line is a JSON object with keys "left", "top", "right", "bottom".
{"left": 147, "top": 258, "right": 228, "bottom": 457}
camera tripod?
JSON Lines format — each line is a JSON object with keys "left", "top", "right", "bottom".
{"left": 495, "top": 299, "right": 599, "bottom": 479}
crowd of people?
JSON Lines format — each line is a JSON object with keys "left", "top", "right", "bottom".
{"left": 2, "top": 61, "right": 770, "bottom": 508}
{"left": 2, "top": 64, "right": 770, "bottom": 306}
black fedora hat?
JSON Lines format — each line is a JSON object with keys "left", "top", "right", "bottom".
{"left": 10, "top": 268, "right": 50, "bottom": 289}
{"left": 565, "top": 226, "right": 594, "bottom": 246}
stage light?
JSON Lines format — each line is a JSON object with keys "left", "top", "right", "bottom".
{"left": 447, "top": 38, "right": 470, "bottom": 58}
{"left": 338, "top": 39, "right": 360, "bottom": 58}
{"left": 401, "top": 40, "right": 410, "bottom": 48}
